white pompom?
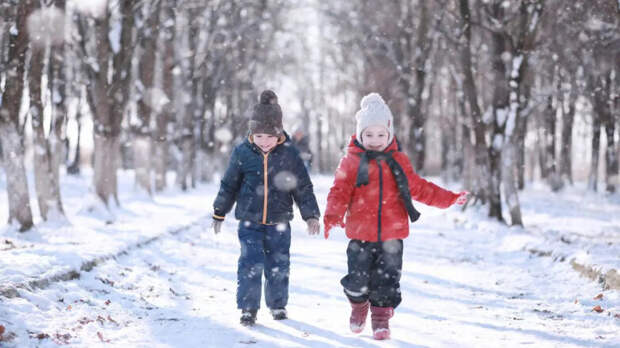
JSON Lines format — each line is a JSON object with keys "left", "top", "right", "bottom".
{"left": 360, "top": 93, "right": 385, "bottom": 108}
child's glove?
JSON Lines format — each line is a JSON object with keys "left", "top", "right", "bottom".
{"left": 323, "top": 215, "right": 344, "bottom": 239}
{"left": 306, "top": 218, "right": 320, "bottom": 236}
{"left": 212, "top": 219, "right": 223, "bottom": 234}
{"left": 455, "top": 191, "right": 469, "bottom": 205}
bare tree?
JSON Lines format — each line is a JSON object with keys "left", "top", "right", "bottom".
{"left": 28, "top": 2, "right": 65, "bottom": 220}
{"left": 153, "top": 0, "right": 177, "bottom": 192}
{"left": 48, "top": 0, "right": 68, "bottom": 206}
{"left": 457, "top": 0, "right": 492, "bottom": 208}
{"left": 583, "top": 0, "right": 619, "bottom": 192}
{"left": 501, "top": 0, "right": 545, "bottom": 226}
{"left": 0, "top": 0, "right": 34, "bottom": 231}
{"left": 558, "top": 69, "right": 577, "bottom": 186}
{"left": 133, "top": 0, "right": 162, "bottom": 195}
{"left": 80, "top": 1, "right": 134, "bottom": 207}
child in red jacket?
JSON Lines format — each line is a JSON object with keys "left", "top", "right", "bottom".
{"left": 323, "top": 93, "right": 467, "bottom": 340}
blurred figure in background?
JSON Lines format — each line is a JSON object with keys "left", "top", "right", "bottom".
{"left": 291, "top": 127, "right": 313, "bottom": 172}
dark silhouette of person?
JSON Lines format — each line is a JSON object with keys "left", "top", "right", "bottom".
{"left": 292, "top": 128, "right": 312, "bottom": 171}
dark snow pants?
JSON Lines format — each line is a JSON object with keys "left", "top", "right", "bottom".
{"left": 237, "top": 221, "right": 291, "bottom": 311}
{"left": 341, "top": 239, "right": 403, "bottom": 308}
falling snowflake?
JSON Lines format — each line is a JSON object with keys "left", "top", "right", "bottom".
{"left": 274, "top": 171, "right": 297, "bottom": 191}
{"left": 27, "top": 7, "right": 66, "bottom": 48}
{"left": 215, "top": 129, "right": 233, "bottom": 143}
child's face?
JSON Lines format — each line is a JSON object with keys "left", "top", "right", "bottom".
{"left": 361, "top": 125, "right": 389, "bottom": 151}
{"left": 253, "top": 133, "right": 279, "bottom": 152}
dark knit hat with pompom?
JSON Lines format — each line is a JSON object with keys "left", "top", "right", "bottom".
{"left": 249, "top": 90, "right": 283, "bottom": 136}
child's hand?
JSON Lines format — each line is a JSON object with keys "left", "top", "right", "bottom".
{"left": 323, "top": 215, "right": 343, "bottom": 239}
{"left": 212, "top": 219, "right": 223, "bottom": 234}
{"left": 455, "top": 191, "right": 469, "bottom": 205}
{"left": 306, "top": 218, "right": 320, "bottom": 236}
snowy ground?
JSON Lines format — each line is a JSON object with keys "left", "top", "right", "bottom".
{"left": 1, "top": 172, "right": 619, "bottom": 347}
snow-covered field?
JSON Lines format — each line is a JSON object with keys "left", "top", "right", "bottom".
{"left": 1, "top": 172, "right": 619, "bottom": 347}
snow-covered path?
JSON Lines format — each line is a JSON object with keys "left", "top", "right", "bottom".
{"left": 1, "top": 176, "right": 619, "bottom": 347}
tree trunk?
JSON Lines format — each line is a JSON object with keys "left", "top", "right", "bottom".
{"left": 67, "top": 108, "right": 82, "bottom": 175}
{"left": 90, "top": 0, "right": 133, "bottom": 206}
{"left": 458, "top": 0, "right": 491, "bottom": 205}
{"left": 487, "top": 3, "right": 509, "bottom": 222}
{"left": 559, "top": 73, "right": 576, "bottom": 186}
{"left": 91, "top": 13, "right": 115, "bottom": 205}
{"left": 133, "top": 0, "right": 162, "bottom": 196}
{"left": 0, "top": 127, "right": 33, "bottom": 231}
{"left": 152, "top": 128, "right": 168, "bottom": 192}
{"left": 440, "top": 76, "right": 459, "bottom": 182}
{"left": 176, "top": 135, "right": 193, "bottom": 191}
{"left": 153, "top": 0, "right": 176, "bottom": 192}
{"left": 199, "top": 81, "right": 218, "bottom": 182}
{"left": 49, "top": 0, "right": 67, "bottom": 211}
{"left": 93, "top": 134, "right": 121, "bottom": 205}
{"left": 588, "top": 109, "right": 601, "bottom": 192}
{"left": 502, "top": 140, "right": 522, "bottom": 226}
{"left": 502, "top": 53, "right": 529, "bottom": 227}
{"left": 175, "top": 12, "right": 198, "bottom": 191}
{"left": 0, "top": 0, "right": 34, "bottom": 231}
{"left": 30, "top": 40, "right": 62, "bottom": 220}
{"left": 597, "top": 74, "right": 617, "bottom": 193}
{"left": 516, "top": 119, "right": 527, "bottom": 190}
{"left": 409, "top": 1, "right": 432, "bottom": 172}
{"left": 543, "top": 94, "right": 558, "bottom": 184}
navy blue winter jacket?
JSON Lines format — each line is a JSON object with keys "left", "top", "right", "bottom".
{"left": 213, "top": 133, "right": 320, "bottom": 224}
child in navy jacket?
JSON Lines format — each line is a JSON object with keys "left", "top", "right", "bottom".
{"left": 212, "top": 90, "right": 321, "bottom": 326}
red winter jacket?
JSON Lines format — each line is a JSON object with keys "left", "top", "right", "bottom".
{"left": 324, "top": 136, "right": 459, "bottom": 242}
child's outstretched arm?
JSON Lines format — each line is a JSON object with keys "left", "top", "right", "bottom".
{"left": 324, "top": 157, "right": 355, "bottom": 238}
{"left": 213, "top": 147, "right": 243, "bottom": 222}
{"left": 400, "top": 154, "right": 461, "bottom": 209}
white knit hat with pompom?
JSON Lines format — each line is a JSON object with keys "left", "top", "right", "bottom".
{"left": 355, "top": 93, "right": 394, "bottom": 145}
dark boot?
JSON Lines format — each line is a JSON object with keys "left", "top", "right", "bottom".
{"left": 349, "top": 300, "right": 369, "bottom": 333}
{"left": 370, "top": 306, "right": 393, "bottom": 340}
{"left": 270, "top": 307, "right": 287, "bottom": 320}
{"left": 240, "top": 309, "right": 258, "bottom": 326}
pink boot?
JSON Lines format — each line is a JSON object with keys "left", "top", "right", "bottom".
{"left": 349, "top": 300, "right": 369, "bottom": 333}
{"left": 370, "top": 306, "right": 394, "bottom": 340}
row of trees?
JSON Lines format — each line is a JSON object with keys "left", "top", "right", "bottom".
{"left": 0, "top": 0, "right": 286, "bottom": 231}
{"left": 312, "top": 0, "right": 619, "bottom": 225}
{"left": 0, "top": 0, "right": 618, "bottom": 232}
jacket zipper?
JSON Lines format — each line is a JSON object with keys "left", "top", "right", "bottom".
{"left": 262, "top": 152, "right": 269, "bottom": 224}
{"left": 377, "top": 159, "right": 383, "bottom": 242}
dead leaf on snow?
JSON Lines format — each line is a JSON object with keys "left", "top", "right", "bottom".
{"left": 78, "top": 317, "right": 94, "bottom": 325}
{"left": 107, "top": 315, "right": 119, "bottom": 326}
{"left": 593, "top": 293, "right": 603, "bottom": 300}
{"left": 0, "top": 331, "right": 16, "bottom": 342}
{"left": 592, "top": 305, "right": 604, "bottom": 313}
{"left": 54, "top": 332, "right": 71, "bottom": 344}
{"left": 35, "top": 333, "right": 50, "bottom": 340}
{"left": 96, "top": 277, "right": 115, "bottom": 287}
{"left": 97, "top": 331, "right": 110, "bottom": 343}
